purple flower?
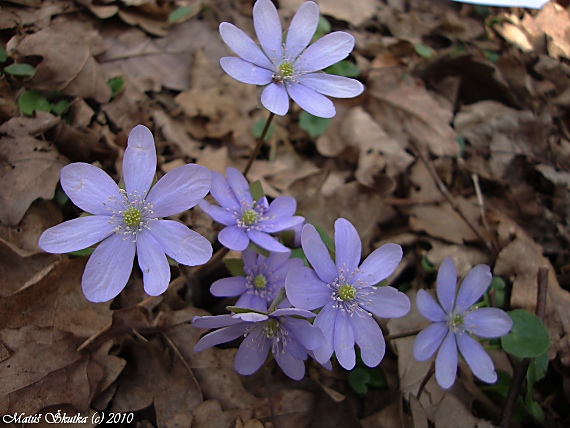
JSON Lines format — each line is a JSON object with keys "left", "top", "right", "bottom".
{"left": 211, "top": 248, "right": 304, "bottom": 311}
{"left": 285, "top": 219, "right": 410, "bottom": 370}
{"left": 413, "top": 257, "right": 513, "bottom": 389}
{"left": 38, "top": 125, "right": 213, "bottom": 302}
{"left": 219, "top": 0, "right": 364, "bottom": 118}
{"left": 193, "top": 308, "right": 325, "bottom": 380}
{"left": 199, "top": 167, "right": 304, "bottom": 253}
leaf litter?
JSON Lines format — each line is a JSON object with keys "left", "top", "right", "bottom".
{"left": 1, "top": 0, "right": 570, "bottom": 427}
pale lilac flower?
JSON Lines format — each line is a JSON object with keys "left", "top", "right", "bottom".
{"left": 413, "top": 257, "right": 513, "bottom": 389}
{"left": 285, "top": 219, "right": 410, "bottom": 370}
{"left": 199, "top": 167, "right": 304, "bottom": 253}
{"left": 219, "top": 0, "right": 364, "bottom": 118}
{"left": 193, "top": 308, "right": 325, "bottom": 380}
{"left": 211, "top": 248, "right": 304, "bottom": 311}
{"left": 39, "top": 125, "right": 212, "bottom": 303}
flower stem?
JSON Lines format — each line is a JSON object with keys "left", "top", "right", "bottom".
{"left": 243, "top": 112, "right": 275, "bottom": 177}
{"left": 384, "top": 329, "right": 422, "bottom": 341}
{"left": 499, "top": 267, "right": 549, "bottom": 428}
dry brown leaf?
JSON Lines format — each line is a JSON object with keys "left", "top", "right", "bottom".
{"left": 192, "top": 400, "right": 244, "bottom": 428}
{"left": 493, "top": 213, "right": 570, "bottom": 366}
{"left": 0, "top": 113, "right": 67, "bottom": 226}
{"left": 522, "top": 3, "right": 570, "bottom": 59}
{"left": 434, "top": 393, "right": 495, "bottom": 428}
{"left": 0, "top": 327, "right": 96, "bottom": 414}
{"left": 99, "top": 19, "right": 228, "bottom": 93}
{"left": 368, "top": 68, "right": 459, "bottom": 158}
{"left": 360, "top": 399, "right": 401, "bottom": 428}
{"left": 14, "top": 17, "right": 110, "bottom": 103}
{"left": 152, "top": 109, "right": 203, "bottom": 159}
{"left": 340, "top": 106, "right": 414, "bottom": 188}
{"left": 0, "top": 257, "right": 112, "bottom": 336}
{"left": 281, "top": 0, "right": 377, "bottom": 26}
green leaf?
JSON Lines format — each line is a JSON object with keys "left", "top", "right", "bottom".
{"left": 450, "top": 45, "right": 466, "bottom": 58}
{"left": 68, "top": 247, "right": 95, "bottom": 257}
{"left": 325, "top": 60, "right": 360, "bottom": 78}
{"left": 226, "top": 306, "right": 267, "bottom": 315}
{"left": 484, "top": 50, "right": 500, "bottom": 64}
{"left": 414, "top": 43, "right": 432, "bottom": 59}
{"left": 526, "top": 399, "right": 544, "bottom": 422}
{"left": 0, "top": 47, "right": 6, "bottom": 63}
{"left": 479, "top": 370, "right": 512, "bottom": 397}
{"left": 299, "top": 111, "right": 330, "bottom": 138}
{"left": 474, "top": 5, "right": 491, "bottom": 18}
{"left": 290, "top": 247, "right": 307, "bottom": 265}
{"left": 249, "top": 179, "right": 265, "bottom": 201}
{"left": 224, "top": 258, "right": 246, "bottom": 277}
{"left": 248, "top": 242, "right": 271, "bottom": 257}
{"left": 168, "top": 6, "right": 192, "bottom": 23}
{"left": 18, "top": 90, "right": 51, "bottom": 116}
{"left": 312, "top": 16, "right": 331, "bottom": 41}
{"left": 501, "top": 309, "right": 550, "bottom": 359}
{"left": 421, "top": 256, "right": 437, "bottom": 273}
{"left": 348, "top": 367, "right": 370, "bottom": 395}
{"left": 51, "top": 99, "right": 69, "bottom": 116}
{"left": 252, "top": 117, "right": 274, "bottom": 141}
{"left": 490, "top": 276, "right": 506, "bottom": 308}
{"left": 107, "top": 76, "right": 124, "bottom": 99}
{"left": 456, "top": 135, "right": 465, "bottom": 158}
{"left": 4, "top": 63, "right": 36, "bottom": 77}
{"left": 366, "top": 368, "right": 387, "bottom": 388}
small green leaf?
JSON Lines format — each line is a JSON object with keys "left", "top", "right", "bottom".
{"left": 290, "top": 247, "right": 307, "bottom": 265}
{"left": 348, "top": 367, "right": 370, "bottom": 395}
{"left": 450, "top": 45, "right": 466, "bottom": 58}
{"left": 484, "top": 50, "right": 500, "bottom": 64}
{"left": 325, "top": 60, "right": 360, "bottom": 78}
{"left": 107, "top": 76, "right": 124, "bottom": 99}
{"left": 226, "top": 306, "right": 267, "bottom": 315}
{"left": 0, "top": 47, "right": 6, "bottom": 63}
{"left": 414, "top": 43, "right": 432, "bottom": 59}
{"left": 249, "top": 179, "right": 265, "bottom": 201}
{"left": 168, "top": 6, "right": 192, "bottom": 23}
{"left": 479, "top": 370, "right": 512, "bottom": 397}
{"left": 299, "top": 111, "right": 330, "bottom": 138}
{"left": 68, "top": 247, "right": 95, "bottom": 257}
{"left": 501, "top": 309, "right": 550, "bottom": 359}
{"left": 474, "top": 5, "right": 491, "bottom": 18}
{"left": 421, "top": 256, "right": 437, "bottom": 273}
{"left": 224, "top": 258, "right": 246, "bottom": 277}
{"left": 490, "top": 276, "right": 506, "bottom": 308}
{"left": 252, "top": 117, "right": 274, "bottom": 141}
{"left": 4, "top": 63, "right": 36, "bottom": 77}
{"left": 456, "top": 135, "right": 465, "bottom": 158}
{"left": 526, "top": 399, "right": 544, "bottom": 422}
{"left": 248, "top": 242, "right": 270, "bottom": 257}
{"left": 18, "top": 90, "right": 51, "bottom": 116}
{"left": 366, "top": 368, "right": 387, "bottom": 388}
{"left": 528, "top": 351, "right": 548, "bottom": 384}
{"left": 51, "top": 99, "right": 69, "bottom": 116}
{"left": 312, "top": 16, "right": 331, "bottom": 41}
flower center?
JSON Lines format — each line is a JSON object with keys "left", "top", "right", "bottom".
{"left": 263, "top": 319, "right": 279, "bottom": 338}
{"left": 278, "top": 61, "right": 294, "bottom": 78}
{"left": 242, "top": 209, "right": 258, "bottom": 225}
{"left": 447, "top": 313, "right": 464, "bottom": 332}
{"left": 123, "top": 207, "right": 141, "bottom": 227}
{"left": 338, "top": 284, "right": 356, "bottom": 301}
{"left": 253, "top": 274, "right": 267, "bottom": 289}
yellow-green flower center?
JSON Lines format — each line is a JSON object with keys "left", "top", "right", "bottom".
{"left": 278, "top": 61, "right": 294, "bottom": 78}
{"left": 448, "top": 313, "right": 464, "bottom": 330}
{"left": 263, "top": 319, "right": 279, "bottom": 338}
{"left": 242, "top": 209, "right": 258, "bottom": 225}
{"left": 253, "top": 274, "right": 267, "bottom": 289}
{"left": 123, "top": 207, "right": 142, "bottom": 227}
{"left": 338, "top": 284, "right": 356, "bottom": 301}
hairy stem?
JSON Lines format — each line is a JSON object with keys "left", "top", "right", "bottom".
{"left": 243, "top": 112, "right": 275, "bottom": 177}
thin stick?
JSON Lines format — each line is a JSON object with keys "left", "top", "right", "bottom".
{"left": 243, "top": 112, "right": 275, "bottom": 177}
{"left": 417, "top": 360, "right": 435, "bottom": 400}
{"left": 499, "top": 268, "right": 549, "bottom": 428}
{"left": 471, "top": 173, "right": 490, "bottom": 232}
{"left": 385, "top": 329, "right": 423, "bottom": 341}
{"left": 409, "top": 143, "right": 496, "bottom": 252}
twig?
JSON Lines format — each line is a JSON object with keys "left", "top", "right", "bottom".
{"left": 416, "top": 360, "right": 435, "bottom": 400}
{"left": 499, "top": 268, "right": 549, "bottom": 428}
{"left": 243, "top": 112, "right": 275, "bottom": 177}
{"left": 471, "top": 173, "right": 490, "bottom": 232}
{"left": 408, "top": 142, "right": 496, "bottom": 252}
{"left": 385, "top": 329, "right": 423, "bottom": 341}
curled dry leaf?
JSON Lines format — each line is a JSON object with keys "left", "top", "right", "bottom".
{"left": 368, "top": 68, "right": 459, "bottom": 158}
{"left": 0, "top": 113, "right": 67, "bottom": 226}
{"left": 14, "top": 18, "right": 110, "bottom": 103}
